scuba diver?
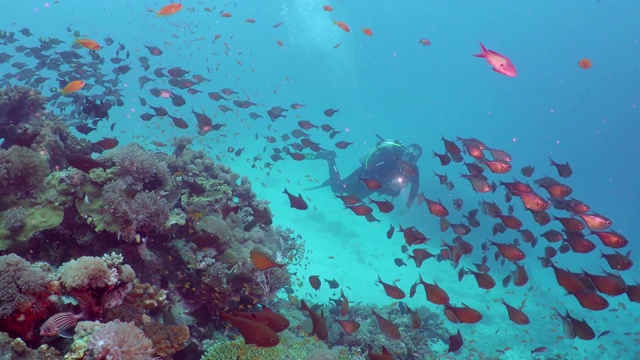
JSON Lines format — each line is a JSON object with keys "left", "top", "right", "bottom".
{"left": 307, "top": 135, "right": 423, "bottom": 209}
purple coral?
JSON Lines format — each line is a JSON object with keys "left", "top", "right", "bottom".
{"left": 88, "top": 320, "right": 155, "bottom": 360}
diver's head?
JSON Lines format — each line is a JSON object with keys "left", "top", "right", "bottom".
{"left": 402, "top": 143, "right": 422, "bottom": 163}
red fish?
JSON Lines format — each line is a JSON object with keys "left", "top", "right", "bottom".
{"left": 377, "top": 276, "right": 406, "bottom": 299}
{"left": 582, "top": 270, "right": 627, "bottom": 296}
{"left": 498, "top": 299, "right": 530, "bottom": 325}
{"left": 489, "top": 240, "right": 525, "bottom": 261}
{"left": 231, "top": 306, "right": 290, "bottom": 332}
{"left": 219, "top": 311, "right": 279, "bottom": 347}
{"left": 460, "top": 268, "right": 495, "bottom": 290}
{"left": 550, "top": 263, "right": 588, "bottom": 294}
{"left": 371, "top": 309, "right": 401, "bottom": 340}
{"left": 576, "top": 213, "right": 612, "bottom": 230}
{"left": 283, "top": 188, "right": 308, "bottom": 210}
{"left": 335, "top": 141, "right": 353, "bottom": 149}
{"left": 549, "top": 157, "right": 573, "bottom": 178}
{"left": 571, "top": 291, "right": 609, "bottom": 311}
{"left": 40, "top": 312, "right": 84, "bottom": 337}
{"left": 601, "top": 250, "right": 633, "bottom": 271}
{"left": 443, "top": 302, "right": 483, "bottom": 324}
{"left": 369, "top": 198, "right": 394, "bottom": 213}
{"left": 333, "top": 20, "right": 350, "bottom": 33}
{"left": 359, "top": 177, "right": 382, "bottom": 190}
{"left": 447, "top": 330, "right": 464, "bottom": 353}
{"left": 309, "top": 275, "right": 321, "bottom": 290}
{"left": 336, "top": 319, "right": 359, "bottom": 335}
{"left": 300, "top": 300, "right": 328, "bottom": 340}
{"left": 346, "top": 205, "right": 373, "bottom": 216}
{"left": 473, "top": 42, "right": 516, "bottom": 77}
{"left": 425, "top": 198, "right": 449, "bottom": 217}
{"left": 340, "top": 290, "right": 349, "bottom": 316}
{"left": 413, "top": 274, "right": 449, "bottom": 305}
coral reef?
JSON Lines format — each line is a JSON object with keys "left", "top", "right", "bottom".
{"left": 0, "top": 86, "right": 310, "bottom": 359}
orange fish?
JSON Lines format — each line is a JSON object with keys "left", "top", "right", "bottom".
{"left": 156, "top": 3, "right": 183, "bottom": 17}
{"left": 333, "top": 20, "right": 350, "bottom": 32}
{"left": 323, "top": 5, "right": 333, "bottom": 11}
{"left": 74, "top": 38, "right": 101, "bottom": 51}
{"left": 219, "top": 311, "right": 279, "bottom": 347}
{"left": 221, "top": 12, "right": 232, "bottom": 18}
{"left": 371, "top": 309, "right": 401, "bottom": 340}
{"left": 576, "top": 212, "right": 612, "bottom": 230}
{"left": 578, "top": 58, "right": 592, "bottom": 69}
{"left": 60, "top": 80, "right": 85, "bottom": 95}
{"left": 250, "top": 248, "right": 286, "bottom": 271}
{"left": 362, "top": 28, "right": 373, "bottom": 36}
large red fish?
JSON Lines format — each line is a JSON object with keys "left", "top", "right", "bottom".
{"left": 371, "top": 309, "right": 401, "bottom": 340}
{"left": 219, "top": 311, "right": 279, "bottom": 347}
{"left": 300, "top": 300, "right": 328, "bottom": 340}
{"left": 230, "top": 306, "right": 290, "bottom": 332}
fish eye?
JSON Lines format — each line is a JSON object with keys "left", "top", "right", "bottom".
{"left": 500, "top": 64, "right": 505, "bottom": 67}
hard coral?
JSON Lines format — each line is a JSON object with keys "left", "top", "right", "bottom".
{"left": 0, "top": 254, "right": 50, "bottom": 319}
{"left": 0, "top": 146, "right": 48, "bottom": 200}
{"left": 0, "top": 85, "right": 46, "bottom": 126}
{"left": 110, "top": 143, "right": 171, "bottom": 191}
{"left": 140, "top": 316, "right": 189, "bottom": 358}
{"left": 1, "top": 206, "right": 26, "bottom": 231}
{"left": 88, "top": 320, "right": 155, "bottom": 360}
{"left": 0, "top": 254, "right": 51, "bottom": 343}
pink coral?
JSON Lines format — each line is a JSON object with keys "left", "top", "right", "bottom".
{"left": 88, "top": 320, "right": 155, "bottom": 360}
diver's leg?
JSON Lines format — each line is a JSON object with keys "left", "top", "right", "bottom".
{"left": 326, "top": 158, "right": 344, "bottom": 193}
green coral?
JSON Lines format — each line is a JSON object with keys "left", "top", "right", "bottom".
{"left": 201, "top": 336, "right": 358, "bottom": 360}
{"left": 0, "top": 202, "right": 63, "bottom": 250}
{"left": 74, "top": 182, "right": 125, "bottom": 234}
{"left": 181, "top": 178, "right": 232, "bottom": 211}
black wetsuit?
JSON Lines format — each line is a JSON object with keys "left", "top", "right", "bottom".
{"left": 326, "top": 145, "right": 420, "bottom": 209}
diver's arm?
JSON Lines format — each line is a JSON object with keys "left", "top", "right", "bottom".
{"left": 406, "top": 172, "right": 420, "bottom": 209}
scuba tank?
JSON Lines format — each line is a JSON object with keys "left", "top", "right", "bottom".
{"left": 360, "top": 134, "right": 404, "bottom": 168}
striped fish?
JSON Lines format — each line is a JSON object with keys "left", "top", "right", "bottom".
{"left": 39, "top": 312, "right": 83, "bottom": 338}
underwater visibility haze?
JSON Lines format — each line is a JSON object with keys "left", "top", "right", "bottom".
{"left": 0, "top": 1, "right": 639, "bottom": 359}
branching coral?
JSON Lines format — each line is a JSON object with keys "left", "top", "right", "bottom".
{"left": 109, "top": 143, "right": 171, "bottom": 191}
{"left": 0, "top": 85, "right": 46, "bottom": 126}
{"left": 0, "top": 146, "right": 48, "bottom": 200}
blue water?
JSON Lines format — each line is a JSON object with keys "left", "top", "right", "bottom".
{"left": 2, "top": 1, "right": 640, "bottom": 359}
